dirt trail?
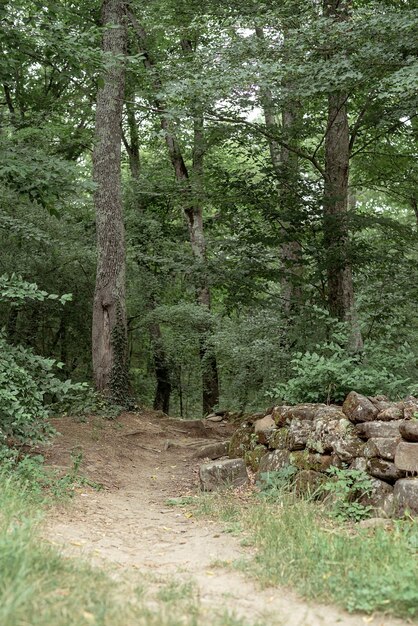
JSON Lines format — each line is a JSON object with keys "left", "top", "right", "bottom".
{"left": 43, "top": 412, "right": 410, "bottom": 626}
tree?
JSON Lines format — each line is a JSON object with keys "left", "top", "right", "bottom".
{"left": 92, "top": 0, "right": 130, "bottom": 402}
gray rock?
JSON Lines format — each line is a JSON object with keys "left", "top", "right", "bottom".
{"left": 358, "top": 477, "right": 393, "bottom": 507}
{"left": 257, "top": 449, "right": 291, "bottom": 477}
{"left": 363, "top": 437, "right": 400, "bottom": 461}
{"left": 205, "top": 414, "right": 224, "bottom": 422}
{"left": 368, "top": 395, "right": 389, "bottom": 406}
{"left": 349, "top": 457, "right": 368, "bottom": 472}
{"left": 228, "top": 424, "right": 253, "bottom": 458}
{"left": 287, "top": 419, "right": 312, "bottom": 451}
{"left": 193, "top": 441, "right": 230, "bottom": 459}
{"left": 333, "top": 437, "right": 364, "bottom": 462}
{"left": 267, "top": 427, "right": 289, "bottom": 450}
{"left": 367, "top": 458, "right": 404, "bottom": 484}
{"left": 294, "top": 470, "right": 325, "bottom": 496}
{"left": 254, "top": 414, "right": 276, "bottom": 444}
{"left": 403, "top": 397, "right": 418, "bottom": 420}
{"left": 355, "top": 420, "right": 404, "bottom": 440}
{"left": 306, "top": 416, "right": 353, "bottom": 455}
{"left": 342, "top": 391, "right": 379, "bottom": 423}
{"left": 199, "top": 458, "right": 249, "bottom": 491}
{"left": 394, "top": 441, "right": 418, "bottom": 472}
{"left": 399, "top": 420, "right": 418, "bottom": 442}
{"left": 359, "top": 517, "right": 394, "bottom": 530}
{"left": 393, "top": 478, "right": 418, "bottom": 515}
{"left": 377, "top": 405, "right": 404, "bottom": 421}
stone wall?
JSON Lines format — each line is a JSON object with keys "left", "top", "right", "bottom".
{"left": 227, "top": 391, "right": 418, "bottom": 516}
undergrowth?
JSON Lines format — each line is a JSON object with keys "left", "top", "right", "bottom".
{"left": 189, "top": 490, "right": 418, "bottom": 620}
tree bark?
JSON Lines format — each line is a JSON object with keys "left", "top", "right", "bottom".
{"left": 92, "top": 0, "right": 130, "bottom": 402}
{"left": 323, "top": 0, "right": 363, "bottom": 352}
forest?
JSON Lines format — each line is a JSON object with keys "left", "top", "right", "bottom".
{"left": 1, "top": 0, "right": 418, "bottom": 437}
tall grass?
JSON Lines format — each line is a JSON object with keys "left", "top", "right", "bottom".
{"left": 0, "top": 473, "right": 260, "bottom": 626}
{"left": 192, "top": 492, "right": 418, "bottom": 620}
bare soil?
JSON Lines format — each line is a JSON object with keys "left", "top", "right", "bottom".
{"left": 42, "top": 411, "right": 410, "bottom": 626}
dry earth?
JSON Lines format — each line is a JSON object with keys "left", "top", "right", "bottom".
{"left": 42, "top": 411, "right": 412, "bottom": 626}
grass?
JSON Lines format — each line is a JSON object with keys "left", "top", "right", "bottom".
{"left": 0, "top": 471, "right": 266, "bottom": 626}
{"left": 189, "top": 490, "right": 418, "bottom": 620}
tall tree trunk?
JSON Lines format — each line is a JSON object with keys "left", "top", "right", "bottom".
{"left": 323, "top": 0, "right": 363, "bottom": 352}
{"left": 92, "top": 0, "right": 130, "bottom": 402}
{"left": 127, "top": 13, "right": 219, "bottom": 413}
{"left": 255, "top": 26, "right": 302, "bottom": 315}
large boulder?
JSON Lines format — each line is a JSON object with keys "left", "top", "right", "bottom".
{"left": 342, "top": 391, "right": 379, "bottom": 423}
{"left": 349, "top": 457, "right": 368, "bottom": 472}
{"left": 394, "top": 442, "right": 418, "bottom": 472}
{"left": 199, "top": 458, "right": 249, "bottom": 491}
{"left": 367, "top": 458, "right": 404, "bottom": 484}
{"left": 333, "top": 436, "right": 364, "bottom": 463}
{"left": 393, "top": 478, "right": 418, "bottom": 515}
{"left": 363, "top": 437, "right": 400, "bottom": 461}
{"left": 399, "top": 421, "right": 418, "bottom": 442}
{"left": 355, "top": 420, "right": 404, "bottom": 440}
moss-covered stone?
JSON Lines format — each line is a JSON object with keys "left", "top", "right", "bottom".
{"left": 289, "top": 451, "right": 333, "bottom": 472}
{"left": 228, "top": 424, "right": 254, "bottom": 458}
{"left": 244, "top": 445, "right": 267, "bottom": 471}
{"left": 267, "top": 427, "right": 289, "bottom": 450}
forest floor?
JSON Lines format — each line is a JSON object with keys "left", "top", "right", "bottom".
{"left": 41, "top": 411, "right": 411, "bottom": 626}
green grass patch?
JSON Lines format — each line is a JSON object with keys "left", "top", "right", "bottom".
{"left": 190, "top": 491, "right": 418, "bottom": 620}
{"left": 0, "top": 472, "right": 262, "bottom": 626}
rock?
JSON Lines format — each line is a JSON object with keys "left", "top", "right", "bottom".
{"left": 333, "top": 437, "right": 364, "bottom": 463}
{"left": 193, "top": 441, "right": 230, "bottom": 459}
{"left": 368, "top": 395, "right": 389, "bottom": 406}
{"left": 358, "top": 477, "right": 393, "bottom": 508}
{"left": 367, "top": 458, "right": 404, "bottom": 484}
{"left": 287, "top": 419, "right": 312, "bottom": 451}
{"left": 205, "top": 414, "right": 224, "bottom": 422}
{"left": 289, "top": 451, "right": 333, "bottom": 472}
{"left": 199, "top": 458, "right": 249, "bottom": 491}
{"left": 294, "top": 470, "right": 325, "bottom": 496}
{"left": 399, "top": 420, "right": 418, "bottom": 442}
{"left": 376, "top": 493, "right": 396, "bottom": 518}
{"left": 285, "top": 404, "right": 320, "bottom": 421}
{"left": 394, "top": 441, "right": 418, "bottom": 472}
{"left": 342, "top": 391, "right": 379, "bottom": 423}
{"left": 363, "top": 437, "right": 400, "bottom": 461}
{"left": 349, "top": 457, "right": 368, "bottom": 472}
{"left": 257, "top": 449, "right": 291, "bottom": 476}
{"left": 244, "top": 445, "right": 267, "bottom": 472}
{"left": 355, "top": 420, "right": 404, "bottom": 440}
{"left": 393, "top": 478, "right": 418, "bottom": 515}
{"left": 306, "top": 416, "right": 353, "bottom": 455}
{"left": 316, "top": 405, "right": 347, "bottom": 420}
{"left": 254, "top": 414, "right": 276, "bottom": 444}
{"left": 359, "top": 517, "right": 394, "bottom": 530}
{"left": 267, "top": 427, "right": 289, "bottom": 450}
{"left": 403, "top": 397, "right": 418, "bottom": 420}
{"left": 377, "top": 405, "right": 404, "bottom": 421}
{"left": 228, "top": 424, "right": 253, "bottom": 458}
{"left": 271, "top": 405, "right": 291, "bottom": 427}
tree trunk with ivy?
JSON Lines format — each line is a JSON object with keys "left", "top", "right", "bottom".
{"left": 92, "top": 0, "right": 130, "bottom": 402}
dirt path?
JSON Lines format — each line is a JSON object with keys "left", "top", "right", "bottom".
{"left": 42, "top": 412, "right": 410, "bottom": 626}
